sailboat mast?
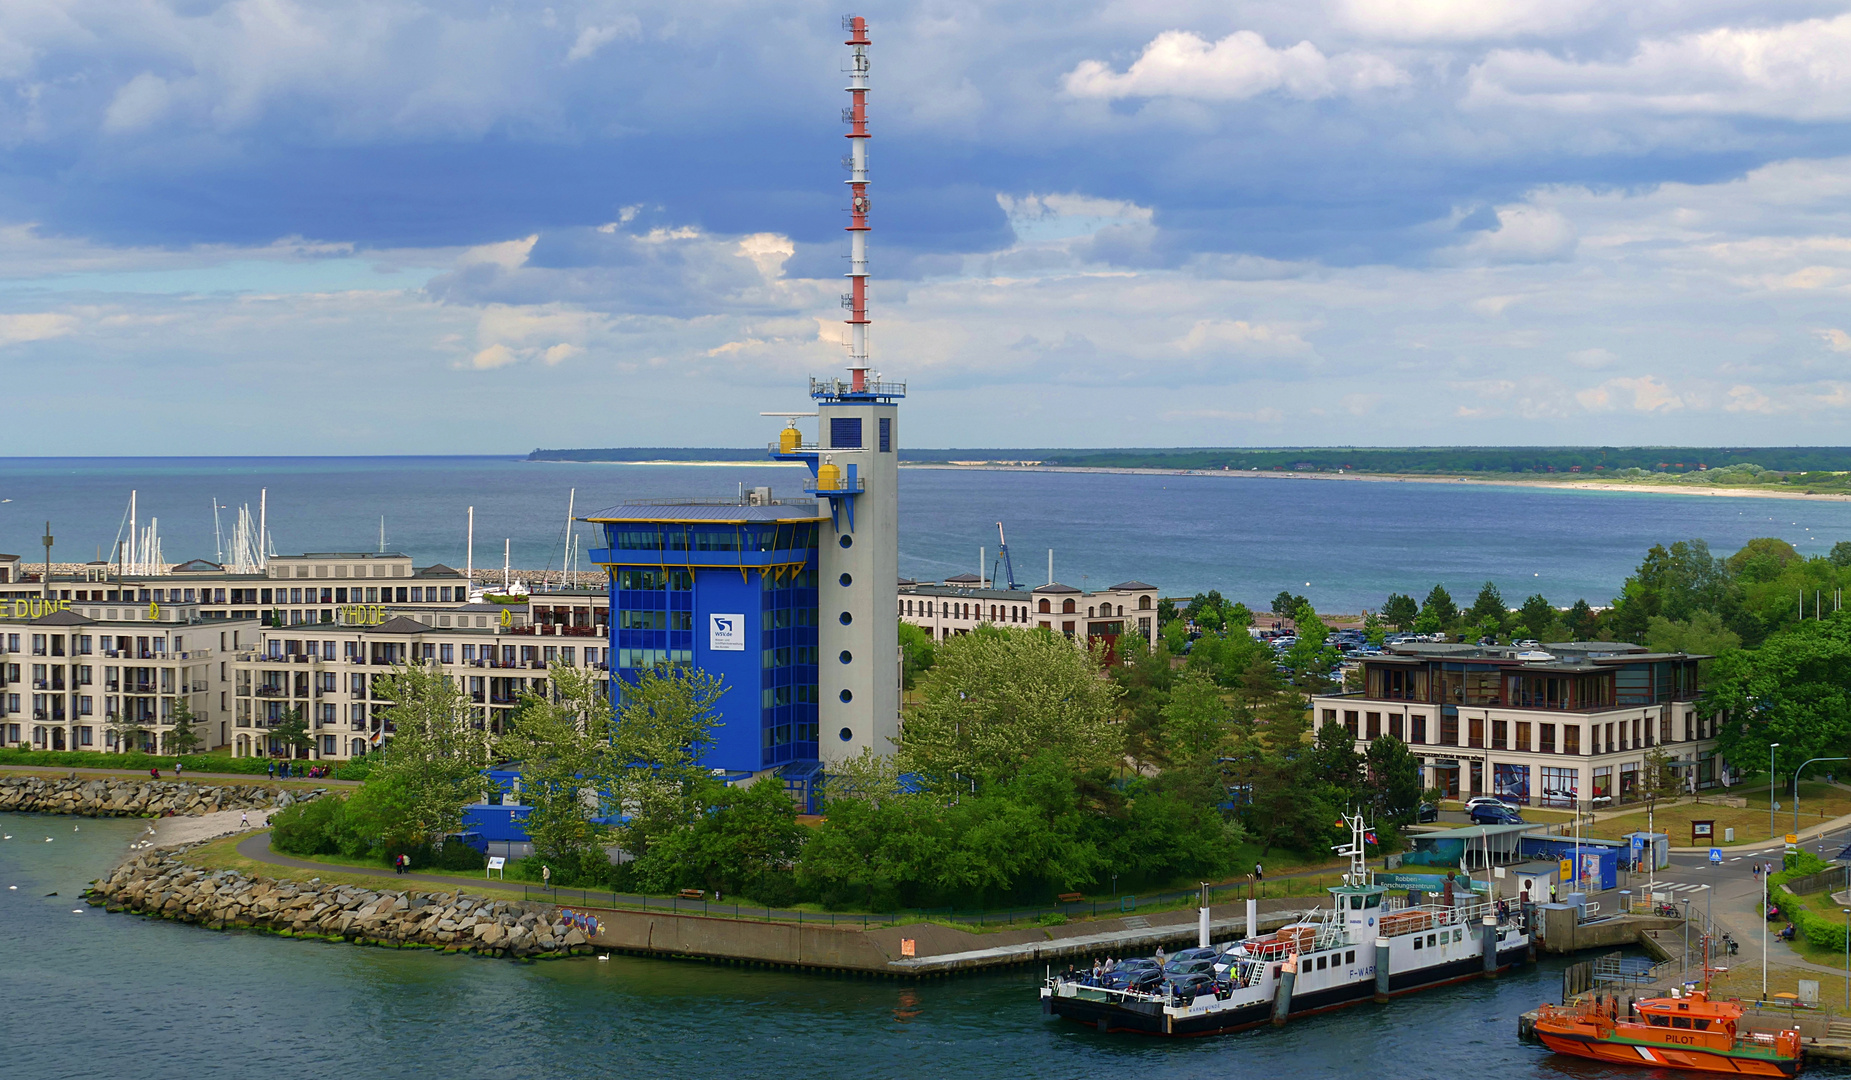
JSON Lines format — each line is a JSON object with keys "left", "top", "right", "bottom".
{"left": 562, "top": 488, "right": 576, "bottom": 592}
{"left": 128, "top": 490, "right": 137, "bottom": 574}
{"left": 466, "top": 506, "right": 475, "bottom": 592}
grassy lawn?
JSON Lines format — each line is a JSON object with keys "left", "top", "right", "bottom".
{"left": 181, "top": 832, "right": 536, "bottom": 902}
{"left": 1585, "top": 783, "right": 1851, "bottom": 846}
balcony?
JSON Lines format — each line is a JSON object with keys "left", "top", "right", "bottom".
{"left": 255, "top": 687, "right": 285, "bottom": 698}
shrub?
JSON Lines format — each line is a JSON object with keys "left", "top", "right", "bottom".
{"left": 333, "top": 756, "right": 378, "bottom": 781}
{"left": 0, "top": 749, "right": 273, "bottom": 775}
{"left": 270, "top": 795, "right": 344, "bottom": 856}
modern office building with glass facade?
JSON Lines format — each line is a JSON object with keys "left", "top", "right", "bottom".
{"left": 585, "top": 499, "right": 826, "bottom": 774}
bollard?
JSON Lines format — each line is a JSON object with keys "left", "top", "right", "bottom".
{"left": 1482, "top": 915, "right": 1500, "bottom": 977}
{"left": 1374, "top": 937, "right": 1391, "bottom": 1003}
{"left": 1271, "top": 956, "right": 1297, "bottom": 1026}
{"left": 1199, "top": 905, "right": 1211, "bottom": 949}
{"left": 1246, "top": 898, "right": 1256, "bottom": 940}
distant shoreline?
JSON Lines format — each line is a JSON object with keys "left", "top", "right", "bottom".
{"left": 897, "top": 463, "right": 1851, "bottom": 503}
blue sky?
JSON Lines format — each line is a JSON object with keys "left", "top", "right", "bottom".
{"left": 4, "top": 0, "right": 1851, "bottom": 452}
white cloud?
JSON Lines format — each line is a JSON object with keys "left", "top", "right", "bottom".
{"left": 1819, "top": 328, "right": 1851, "bottom": 353}
{"left": 1576, "top": 375, "right": 1684, "bottom": 413}
{"left": 0, "top": 312, "right": 79, "bottom": 346}
{"left": 1062, "top": 30, "right": 1406, "bottom": 102}
{"left": 1337, "top": 0, "right": 1604, "bottom": 42}
{"left": 1174, "top": 318, "right": 1311, "bottom": 356}
{"left": 460, "top": 235, "right": 537, "bottom": 270}
{"left": 1566, "top": 347, "right": 1617, "bottom": 369}
{"left": 102, "top": 73, "right": 174, "bottom": 133}
{"left": 469, "top": 343, "right": 518, "bottom": 369}
{"left": 1470, "top": 14, "right": 1851, "bottom": 120}
{"left": 566, "top": 19, "right": 639, "bottom": 63}
{"left": 1446, "top": 203, "right": 1578, "bottom": 264}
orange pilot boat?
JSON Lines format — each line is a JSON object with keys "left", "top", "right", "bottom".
{"left": 1534, "top": 990, "right": 1803, "bottom": 1076}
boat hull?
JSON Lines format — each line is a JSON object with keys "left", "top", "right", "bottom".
{"left": 1535, "top": 1030, "right": 1800, "bottom": 1077}
{"left": 1046, "top": 944, "right": 1529, "bottom": 1037}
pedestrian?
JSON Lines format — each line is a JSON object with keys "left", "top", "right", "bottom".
{"left": 239, "top": 811, "right": 249, "bottom": 828}
{"left": 1155, "top": 944, "right": 1166, "bottom": 964}
{"left": 174, "top": 761, "right": 181, "bottom": 778}
{"left": 266, "top": 762, "right": 275, "bottom": 780}
{"left": 715, "top": 889, "right": 721, "bottom": 904}
{"left": 543, "top": 864, "right": 552, "bottom": 889}
{"left": 1254, "top": 863, "right": 1264, "bottom": 883}
{"left": 149, "top": 766, "right": 160, "bottom": 779}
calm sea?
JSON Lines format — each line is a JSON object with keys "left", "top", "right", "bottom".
{"left": 3, "top": 456, "right": 1850, "bottom": 612}
{"left": 0, "top": 812, "right": 1687, "bottom": 1080}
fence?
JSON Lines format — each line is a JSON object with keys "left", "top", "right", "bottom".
{"left": 1781, "top": 865, "right": 1849, "bottom": 897}
{"left": 519, "top": 876, "right": 1305, "bottom": 931}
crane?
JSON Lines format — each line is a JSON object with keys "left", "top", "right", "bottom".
{"left": 991, "top": 522, "right": 1021, "bottom": 591}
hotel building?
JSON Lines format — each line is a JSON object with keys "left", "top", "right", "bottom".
{"left": 1311, "top": 641, "right": 1721, "bottom": 809}
{"left": 898, "top": 577, "right": 1160, "bottom": 653}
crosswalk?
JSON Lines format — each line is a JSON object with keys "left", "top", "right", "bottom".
{"left": 1644, "top": 882, "right": 1707, "bottom": 893}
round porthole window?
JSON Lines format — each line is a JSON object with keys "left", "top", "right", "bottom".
{"left": 839, "top": 727, "right": 854, "bottom": 742}
{"left": 839, "top": 689, "right": 853, "bottom": 703}
{"left": 839, "top": 535, "right": 853, "bottom": 548}
{"left": 839, "top": 611, "right": 853, "bottom": 625}
{"left": 839, "top": 650, "right": 853, "bottom": 664}
{"left": 839, "top": 572, "right": 853, "bottom": 587}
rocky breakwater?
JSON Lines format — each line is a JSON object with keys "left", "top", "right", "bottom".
{"left": 87, "top": 850, "right": 593, "bottom": 958}
{"left": 0, "top": 775, "right": 288, "bottom": 817}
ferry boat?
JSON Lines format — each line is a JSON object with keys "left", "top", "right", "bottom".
{"left": 1533, "top": 989, "right": 1802, "bottom": 1075}
{"left": 1040, "top": 815, "right": 1531, "bottom": 1036}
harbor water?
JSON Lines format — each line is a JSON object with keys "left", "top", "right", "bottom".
{"left": 0, "top": 810, "right": 1777, "bottom": 1080}
{"left": 4, "top": 456, "right": 1851, "bottom": 611}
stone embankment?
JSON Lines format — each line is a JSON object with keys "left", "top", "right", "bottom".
{"left": 0, "top": 775, "right": 291, "bottom": 817}
{"left": 87, "top": 850, "right": 593, "bottom": 959}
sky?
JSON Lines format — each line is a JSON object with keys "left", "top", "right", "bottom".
{"left": 3, "top": 0, "right": 1851, "bottom": 452}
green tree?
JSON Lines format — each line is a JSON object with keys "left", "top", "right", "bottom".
{"left": 897, "top": 620, "right": 936, "bottom": 691}
{"left": 1466, "top": 581, "right": 1509, "bottom": 632}
{"left": 1830, "top": 541, "right": 1851, "bottom": 569}
{"left": 108, "top": 711, "right": 150, "bottom": 755}
{"left": 369, "top": 663, "right": 492, "bottom": 843}
{"left": 1361, "top": 610, "right": 1387, "bottom": 647}
{"left": 635, "top": 776, "right": 808, "bottom": 900}
{"left": 1417, "top": 585, "right": 1458, "bottom": 631}
{"left": 1381, "top": 593, "right": 1419, "bottom": 630}
{"left": 1703, "top": 614, "right": 1851, "bottom": 799}
{"left": 611, "top": 664, "right": 728, "bottom": 860}
{"left": 1281, "top": 602, "right": 1339, "bottom": 690}
{"left": 1564, "top": 598, "right": 1600, "bottom": 640}
{"left": 1644, "top": 611, "right": 1742, "bottom": 657}
{"left": 1517, "top": 594, "right": 1559, "bottom": 642}
{"left": 1161, "top": 670, "right": 1231, "bottom": 765}
{"left": 1156, "top": 597, "right": 1178, "bottom": 626}
{"left": 1306, "top": 717, "right": 1362, "bottom": 802}
{"left": 1607, "top": 540, "right": 1735, "bottom": 642}
{"left": 899, "top": 628, "right": 1123, "bottom": 785}
{"left": 496, "top": 661, "right": 615, "bottom": 870}
{"left": 1725, "top": 537, "right": 1802, "bottom": 583}
{"left": 1272, "top": 591, "right": 1309, "bottom": 619}
{"left": 166, "top": 698, "right": 202, "bottom": 755}
{"left": 1115, "top": 635, "right": 1175, "bottom": 766}
{"left": 1364, "top": 735, "right": 1423, "bottom": 826}
{"left": 272, "top": 706, "right": 311, "bottom": 759}
{"left": 1637, "top": 745, "right": 1683, "bottom": 837}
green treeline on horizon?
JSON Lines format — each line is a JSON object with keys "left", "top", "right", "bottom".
{"left": 528, "top": 445, "right": 1851, "bottom": 475}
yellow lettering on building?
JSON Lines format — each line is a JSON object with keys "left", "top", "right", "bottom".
{"left": 338, "top": 604, "right": 387, "bottom": 626}
{"left": 10, "top": 598, "right": 72, "bottom": 619}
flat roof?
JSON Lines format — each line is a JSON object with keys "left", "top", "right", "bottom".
{"left": 584, "top": 502, "right": 823, "bottom": 523}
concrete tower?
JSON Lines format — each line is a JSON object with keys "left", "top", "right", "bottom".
{"left": 793, "top": 16, "right": 902, "bottom": 762}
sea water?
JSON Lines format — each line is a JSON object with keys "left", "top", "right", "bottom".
{"left": 0, "top": 811, "right": 1679, "bottom": 1080}
{"left": 3, "top": 456, "right": 1850, "bottom": 611}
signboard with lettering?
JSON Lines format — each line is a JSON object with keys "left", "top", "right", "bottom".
{"left": 1559, "top": 858, "right": 1574, "bottom": 881}
{"left": 900, "top": 938, "right": 916, "bottom": 958}
{"left": 486, "top": 856, "right": 506, "bottom": 879}
{"left": 1692, "top": 819, "right": 1714, "bottom": 843}
{"left": 709, "top": 613, "right": 744, "bottom": 651}
{"left": 338, "top": 605, "right": 388, "bottom": 626}
{"left": 5, "top": 598, "right": 71, "bottom": 619}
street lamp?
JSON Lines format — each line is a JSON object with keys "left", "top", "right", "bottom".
{"left": 1794, "top": 756, "right": 1851, "bottom": 836}
{"left": 1843, "top": 908, "right": 1850, "bottom": 1009}
{"left": 1770, "top": 743, "right": 1781, "bottom": 840}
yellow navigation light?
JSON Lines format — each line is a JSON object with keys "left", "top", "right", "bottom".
{"left": 779, "top": 424, "right": 803, "bottom": 453}
{"left": 815, "top": 461, "right": 842, "bottom": 491}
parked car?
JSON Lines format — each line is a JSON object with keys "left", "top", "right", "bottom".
{"left": 1465, "top": 796, "right": 1517, "bottom": 812}
{"left": 1164, "top": 947, "right": 1219, "bottom": 964}
{"left": 1416, "top": 802, "right": 1439, "bottom": 823}
{"left": 1164, "top": 973, "right": 1219, "bottom": 1001}
{"left": 1471, "top": 803, "right": 1524, "bottom": 825}
{"left": 1162, "top": 958, "right": 1217, "bottom": 978}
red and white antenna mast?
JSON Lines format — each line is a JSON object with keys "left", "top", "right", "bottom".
{"left": 843, "top": 15, "right": 871, "bottom": 394}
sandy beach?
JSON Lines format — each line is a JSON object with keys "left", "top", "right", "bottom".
{"left": 900, "top": 463, "right": 1851, "bottom": 503}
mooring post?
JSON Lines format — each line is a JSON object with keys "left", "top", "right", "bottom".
{"left": 1271, "top": 955, "right": 1297, "bottom": 1026}
{"left": 1483, "top": 915, "right": 1500, "bottom": 977}
{"left": 1374, "top": 937, "right": 1391, "bottom": 1003}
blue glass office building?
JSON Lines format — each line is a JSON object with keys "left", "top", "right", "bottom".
{"left": 585, "top": 501, "right": 826, "bottom": 772}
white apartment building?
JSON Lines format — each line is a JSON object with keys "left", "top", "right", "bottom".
{"left": 898, "top": 577, "right": 1160, "bottom": 655}
{"left": 0, "top": 600, "right": 258, "bottom": 753}
{"left": 1311, "top": 641, "right": 1722, "bottom": 809}
{"left": 228, "top": 607, "right": 611, "bottom": 761}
